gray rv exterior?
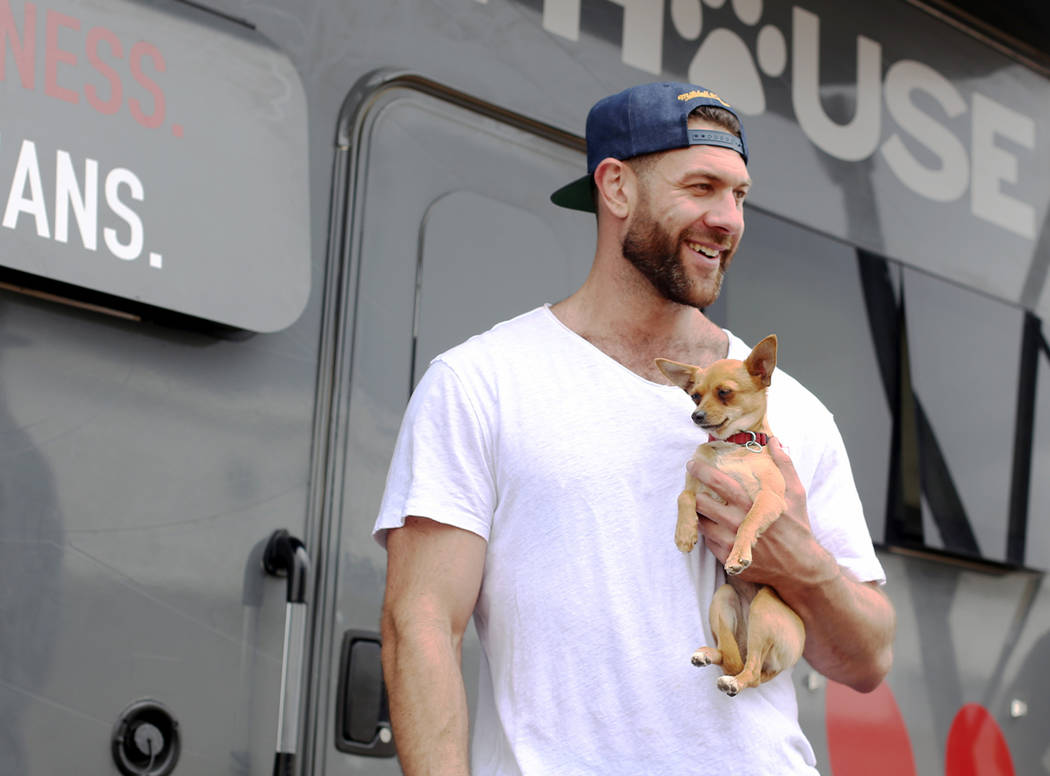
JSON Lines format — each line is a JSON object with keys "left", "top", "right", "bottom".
{"left": 1, "top": 0, "right": 1048, "bottom": 774}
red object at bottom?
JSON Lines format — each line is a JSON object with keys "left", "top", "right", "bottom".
{"left": 945, "top": 703, "right": 1015, "bottom": 776}
{"left": 825, "top": 680, "right": 917, "bottom": 775}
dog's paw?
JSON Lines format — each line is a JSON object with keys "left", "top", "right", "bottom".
{"left": 716, "top": 675, "right": 741, "bottom": 697}
{"left": 675, "top": 526, "right": 699, "bottom": 553}
{"left": 675, "top": 536, "right": 698, "bottom": 553}
{"left": 691, "top": 648, "right": 719, "bottom": 667}
{"left": 725, "top": 556, "right": 751, "bottom": 575}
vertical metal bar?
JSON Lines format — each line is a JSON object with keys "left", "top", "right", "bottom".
{"left": 275, "top": 601, "right": 308, "bottom": 775}
{"left": 1007, "top": 312, "right": 1041, "bottom": 565}
{"left": 263, "top": 530, "right": 311, "bottom": 776}
{"left": 893, "top": 289, "right": 924, "bottom": 545}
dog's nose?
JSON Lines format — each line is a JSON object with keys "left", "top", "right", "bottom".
{"left": 691, "top": 410, "right": 706, "bottom": 426}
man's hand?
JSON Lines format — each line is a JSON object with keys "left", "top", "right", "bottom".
{"left": 689, "top": 438, "right": 833, "bottom": 589}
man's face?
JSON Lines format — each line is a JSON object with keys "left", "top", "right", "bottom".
{"left": 620, "top": 128, "right": 750, "bottom": 309}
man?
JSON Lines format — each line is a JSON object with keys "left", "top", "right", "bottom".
{"left": 374, "top": 81, "right": 895, "bottom": 775}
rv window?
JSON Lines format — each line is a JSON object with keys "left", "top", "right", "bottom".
{"left": 902, "top": 268, "right": 1028, "bottom": 564}
{"left": 414, "top": 191, "right": 580, "bottom": 381}
{"left": 347, "top": 83, "right": 593, "bottom": 397}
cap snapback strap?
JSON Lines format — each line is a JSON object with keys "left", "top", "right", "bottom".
{"left": 687, "top": 129, "right": 747, "bottom": 161}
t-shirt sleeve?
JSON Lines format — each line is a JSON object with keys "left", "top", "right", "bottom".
{"left": 372, "top": 359, "right": 496, "bottom": 548}
{"left": 806, "top": 417, "right": 886, "bottom": 585}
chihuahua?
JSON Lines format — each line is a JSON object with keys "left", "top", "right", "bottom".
{"left": 655, "top": 335, "right": 805, "bottom": 697}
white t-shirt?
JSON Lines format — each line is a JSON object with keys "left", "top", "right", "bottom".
{"left": 374, "top": 306, "right": 885, "bottom": 775}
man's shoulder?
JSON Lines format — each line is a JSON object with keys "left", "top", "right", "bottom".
{"left": 412, "top": 305, "right": 566, "bottom": 422}
{"left": 435, "top": 306, "right": 559, "bottom": 370}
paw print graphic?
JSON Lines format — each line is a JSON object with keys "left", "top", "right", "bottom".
{"left": 671, "top": 0, "right": 787, "bottom": 116}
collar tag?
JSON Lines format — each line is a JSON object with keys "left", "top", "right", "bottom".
{"left": 717, "top": 430, "right": 768, "bottom": 453}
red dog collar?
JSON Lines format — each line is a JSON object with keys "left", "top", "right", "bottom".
{"left": 710, "top": 431, "right": 769, "bottom": 450}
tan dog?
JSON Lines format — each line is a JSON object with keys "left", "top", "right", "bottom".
{"left": 655, "top": 335, "right": 805, "bottom": 697}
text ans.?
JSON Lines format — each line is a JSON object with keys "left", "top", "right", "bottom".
{"left": 1, "top": 136, "right": 161, "bottom": 267}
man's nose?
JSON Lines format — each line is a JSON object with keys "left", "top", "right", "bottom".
{"left": 703, "top": 191, "right": 743, "bottom": 234}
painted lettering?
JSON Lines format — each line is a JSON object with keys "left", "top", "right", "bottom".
{"left": 44, "top": 8, "right": 77, "bottom": 103}
{"left": 0, "top": 0, "right": 35, "bottom": 89}
{"left": 792, "top": 11, "right": 1035, "bottom": 236}
{"left": 881, "top": 60, "right": 968, "bottom": 202}
{"left": 971, "top": 93, "right": 1036, "bottom": 240}
{"left": 791, "top": 6, "right": 882, "bottom": 162}
{"left": 1, "top": 134, "right": 155, "bottom": 264}
{"left": 103, "top": 166, "right": 143, "bottom": 260}
{"left": 608, "top": 0, "right": 662, "bottom": 74}
{"left": 511, "top": 0, "right": 1040, "bottom": 245}
{"left": 2, "top": 138, "right": 49, "bottom": 237}
{"left": 540, "top": 0, "right": 662, "bottom": 73}
{"left": 1, "top": 1, "right": 169, "bottom": 132}
{"left": 542, "top": 0, "right": 579, "bottom": 42}
{"left": 128, "top": 40, "right": 165, "bottom": 129}
{"left": 85, "top": 25, "right": 122, "bottom": 114}
{"left": 55, "top": 149, "right": 97, "bottom": 250}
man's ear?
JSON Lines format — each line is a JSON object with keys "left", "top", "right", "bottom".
{"left": 593, "top": 158, "right": 633, "bottom": 219}
{"left": 655, "top": 358, "right": 698, "bottom": 391}
{"left": 745, "top": 334, "right": 777, "bottom": 386}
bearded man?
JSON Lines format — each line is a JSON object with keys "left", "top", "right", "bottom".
{"left": 374, "top": 81, "right": 895, "bottom": 776}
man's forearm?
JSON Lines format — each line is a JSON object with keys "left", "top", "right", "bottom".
{"left": 381, "top": 518, "right": 486, "bottom": 775}
{"left": 382, "top": 619, "right": 471, "bottom": 776}
{"left": 778, "top": 549, "right": 895, "bottom": 692}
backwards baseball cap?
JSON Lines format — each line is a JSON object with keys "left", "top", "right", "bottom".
{"left": 550, "top": 82, "right": 748, "bottom": 213}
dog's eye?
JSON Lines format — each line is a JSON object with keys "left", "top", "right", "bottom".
{"left": 690, "top": 392, "right": 701, "bottom": 403}
{"left": 717, "top": 388, "right": 733, "bottom": 401}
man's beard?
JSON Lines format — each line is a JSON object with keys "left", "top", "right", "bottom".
{"left": 621, "top": 212, "right": 727, "bottom": 310}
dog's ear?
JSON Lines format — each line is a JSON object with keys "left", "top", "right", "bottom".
{"left": 745, "top": 335, "right": 777, "bottom": 387}
{"left": 654, "top": 358, "right": 697, "bottom": 391}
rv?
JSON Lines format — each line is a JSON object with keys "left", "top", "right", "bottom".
{"left": 1, "top": 0, "right": 1048, "bottom": 773}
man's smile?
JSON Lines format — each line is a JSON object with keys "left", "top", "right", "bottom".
{"left": 684, "top": 237, "right": 731, "bottom": 267}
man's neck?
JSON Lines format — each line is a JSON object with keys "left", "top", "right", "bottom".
{"left": 551, "top": 270, "right": 728, "bottom": 382}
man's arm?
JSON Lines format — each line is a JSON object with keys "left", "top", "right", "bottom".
{"left": 688, "top": 439, "right": 895, "bottom": 692}
{"left": 381, "top": 516, "right": 486, "bottom": 775}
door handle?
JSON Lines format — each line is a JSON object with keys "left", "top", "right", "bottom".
{"left": 263, "top": 529, "right": 311, "bottom": 776}
{"left": 335, "top": 630, "right": 396, "bottom": 757}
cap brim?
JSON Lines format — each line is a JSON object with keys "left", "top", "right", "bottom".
{"left": 550, "top": 174, "right": 596, "bottom": 213}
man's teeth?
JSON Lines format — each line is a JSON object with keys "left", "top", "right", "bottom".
{"left": 687, "top": 241, "right": 719, "bottom": 258}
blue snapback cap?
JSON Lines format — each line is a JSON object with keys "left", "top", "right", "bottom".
{"left": 550, "top": 82, "right": 748, "bottom": 213}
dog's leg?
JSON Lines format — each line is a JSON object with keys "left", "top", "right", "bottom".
{"left": 725, "top": 489, "right": 785, "bottom": 575}
{"left": 674, "top": 473, "right": 702, "bottom": 553}
{"left": 717, "top": 634, "right": 767, "bottom": 697}
{"left": 751, "top": 585, "right": 805, "bottom": 683}
{"left": 693, "top": 583, "right": 744, "bottom": 674}
{"left": 717, "top": 585, "right": 805, "bottom": 696}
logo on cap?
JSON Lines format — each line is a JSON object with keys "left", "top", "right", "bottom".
{"left": 677, "top": 89, "right": 731, "bottom": 108}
